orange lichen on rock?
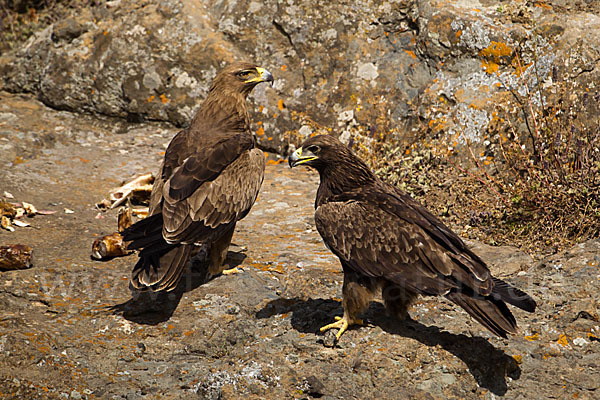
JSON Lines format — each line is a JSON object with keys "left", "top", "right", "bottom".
{"left": 479, "top": 41, "right": 513, "bottom": 74}
{"left": 557, "top": 334, "right": 569, "bottom": 347}
{"left": 525, "top": 332, "right": 540, "bottom": 341}
{"left": 481, "top": 41, "right": 513, "bottom": 61}
{"left": 481, "top": 60, "right": 499, "bottom": 73}
{"left": 512, "top": 354, "right": 523, "bottom": 364}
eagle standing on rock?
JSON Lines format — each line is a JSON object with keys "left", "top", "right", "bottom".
{"left": 289, "top": 135, "right": 536, "bottom": 341}
{"left": 122, "top": 62, "right": 273, "bottom": 292}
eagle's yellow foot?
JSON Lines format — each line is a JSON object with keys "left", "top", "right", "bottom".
{"left": 320, "top": 315, "right": 364, "bottom": 341}
{"left": 222, "top": 266, "right": 243, "bottom": 275}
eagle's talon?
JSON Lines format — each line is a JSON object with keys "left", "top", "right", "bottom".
{"left": 320, "top": 315, "right": 364, "bottom": 341}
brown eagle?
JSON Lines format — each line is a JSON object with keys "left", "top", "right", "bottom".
{"left": 122, "top": 62, "right": 273, "bottom": 292}
{"left": 289, "top": 135, "right": 536, "bottom": 341}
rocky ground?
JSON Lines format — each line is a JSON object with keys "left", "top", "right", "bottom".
{"left": 1, "top": 91, "right": 599, "bottom": 399}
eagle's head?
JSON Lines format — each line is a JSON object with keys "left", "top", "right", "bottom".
{"left": 288, "top": 134, "right": 353, "bottom": 170}
{"left": 288, "top": 135, "right": 350, "bottom": 169}
{"left": 210, "top": 62, "right": 274, "bottom": 96}
{"left": 289, "top": 134, "right": 376, "bottom": 199}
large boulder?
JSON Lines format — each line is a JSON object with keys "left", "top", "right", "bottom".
{"left": 1, "top": 0, "right": 599, "bottom": 154}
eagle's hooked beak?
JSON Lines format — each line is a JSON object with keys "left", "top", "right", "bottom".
{"left": 288, "top": 147, "right": 318, "bottom": 168}
{"left": 245, "top": 67, "right": 274, "bottom": 86}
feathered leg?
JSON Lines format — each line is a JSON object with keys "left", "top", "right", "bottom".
{"left": 320, "top": 267, "right": 374, "bottom": 341}
{"left": 381, "top": 281, "right": 418, "bottom": 320}
{"left": 207, "top": 223, "right": 238, "bottom": 278}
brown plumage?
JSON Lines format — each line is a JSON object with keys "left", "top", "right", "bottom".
{"left": 289, "top": 135, "right": 536, "bottom": 341}
{"left": 122, "top": 62, "right": 273, "bottom": 292}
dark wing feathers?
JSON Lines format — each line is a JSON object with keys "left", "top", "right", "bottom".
{"left": 161, "top": 148, "right": 265, "bottom": 243}
{"left": 166, "top": 133, "right": 254, "bottom": 201}
{"left": 383, "top": 189, "right": 491, "bottom": 283}
{"left": 315, "top": 199, "right": 491, "bottom": 297}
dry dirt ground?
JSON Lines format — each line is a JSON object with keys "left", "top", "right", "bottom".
{"left": 1, "top": 91, "right": 599, "bottom": 399}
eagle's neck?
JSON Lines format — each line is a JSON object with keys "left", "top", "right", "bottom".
{"left": 193, "top": 89, "right": 250, "bottom": 133}
{"left": 315, "top": 157, "right": 376, "bottom": 208}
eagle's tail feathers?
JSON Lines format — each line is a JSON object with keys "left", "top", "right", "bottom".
{"left": 446, "top": 291, "right": 517, "bottom": 338}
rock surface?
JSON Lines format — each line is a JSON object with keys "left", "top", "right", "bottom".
{"left": 2, "top": 1, "right": 600, "bottom": 155}
{"left": 1, "top": 92, "right": 600, "bottom": 399}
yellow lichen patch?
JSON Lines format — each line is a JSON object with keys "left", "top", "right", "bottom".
{"left": 159, "top": 94, "right": 170, "bottom": 104}
{"left": 512, "top": 354, "right": 523, "bottom": 364}
{"left": 479, "top": 41, "right": 512, "bottom": 74}
{"left": 404, "top": 50, "right": 416, "bottom": 59}
{"left": 525, "top": 332, "right": 540, "bottom": 341}
{"left": 256, "top": 127, "right": 265, "bottom": 136}
{"left": 481, "top": 60, "right": 499, "bottom": 74}
{"left": 248, "top": 261, "right": 285, "bottom": 274}
{"left": 146, "top": 95, "right": 155, "bottom": 103}
{"left": 455, "top": 30, "right": 462, "bottom": 39}
{"left": 280, "top": 65, "right": 288, "bottom": 71}
{"left": 557, "top": 334, "right": 569, "bottom": 347}
{"left": 183, "top": 330, "right": 194, "bottom": 337}
{"left": 278, "top": 99, "right": 285, "bottom": 111}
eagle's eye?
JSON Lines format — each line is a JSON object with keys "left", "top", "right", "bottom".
{"left": 237, "top": 70, "right": 252, "bottom": 79}
{"left": 306, "top": 145, "right": 320, "bottom": 154}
